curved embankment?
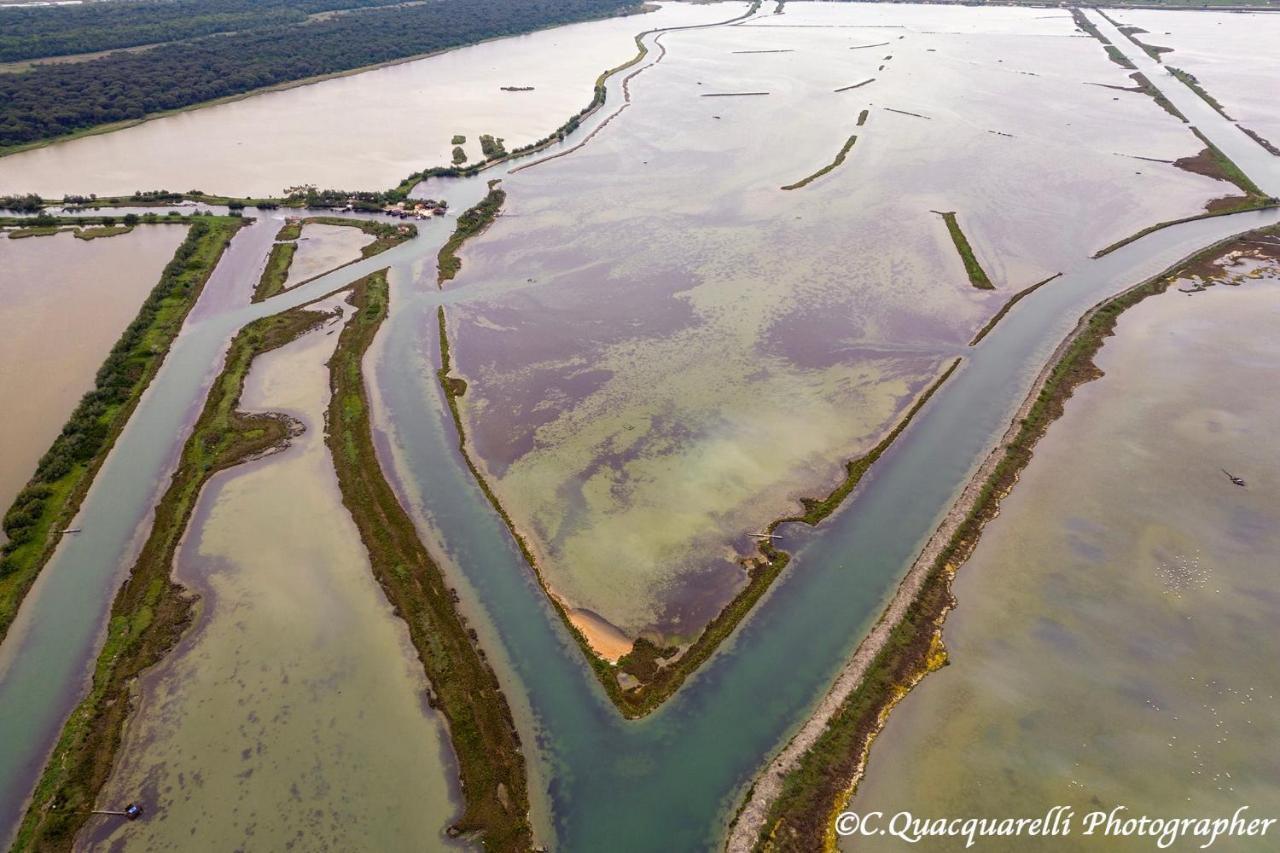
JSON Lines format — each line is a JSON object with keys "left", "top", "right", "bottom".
{"left": 0, "top": 216, "right": 243, "bottom": 646}
{"left": 13, "top": 295, "right": 332, "bottom": 850}
{"left": 252, "top": 216, "right": 415, "bottom": 301}
{"left": 438, "top": 182, "right": 505, "bottom": 286}
{"left": 968, "top": 272, "right": 1061, "bottom": 346}
{"left": 436, "top": 213, "right": 962, "bottom": 720}
{"left": 327, "top": 274, "right": 531, "bottom": 849}
{"left": 780, "top": 135, "right": 857, "bottom": 190}
{"left": 727, "top": 224, "right": 1278, "bottom": 853}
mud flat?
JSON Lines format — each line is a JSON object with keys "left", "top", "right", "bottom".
{"left": 438, "top": 0, "right": 1229, "bottom": 707}
{"left": 0, "top": 225, "right": 186, "bottom": 516}
{"left": 80, "top": 295, "right": 461, "bottom": 851}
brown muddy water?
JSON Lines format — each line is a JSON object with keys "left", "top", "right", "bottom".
{"left": 80, "top": 295, "right": 461, "bottom": 851}
{"left": 0, "top": 225, "right": 187, "bottom": 518}
{"left": 0, "top": 3, "right": 744, "bottom": 199}
{"left": 443, "top": 2, "right": 1231, "bottom": 645}
{"left": 846, "top": 250, "right": 1280, "bottom": 851}
{"left": 281, "top": 222, "right": 373, "bottom": 290}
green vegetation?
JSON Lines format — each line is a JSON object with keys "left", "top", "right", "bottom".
{"left": 252, "top": 241, "right": 298, "bottom": 302}
{"left": 1070, "top": 7, "right": 1111, "bottom": 45}
{"left": 10, "top": 290, "right": 324, "bottom": 853}
{"left": 936, "top": 210, "right": 994, "bottom": 290}
{"left": 0, "top": 0, "right": 646, "bottom": 150}
{"left": 752, "top": 229, "right": 1279, "bottom": 852}
{"left": 1105, "top": 45, "right": 1136, "bottom": 70}
{"left": 452, "top": 146, "right": 468, "bottom": 165}
{"left": 6, "top": 225, "right": 67, "bottom": 238}
{"left": 329, "top": 274, "right": 531, "bottom": 850}
{"left": 451, "top": 134, "right": 466, "bottom": 145}
{"left": 479, "top": 134, "right": 508, "bottom": 160}
{"left": 1168, "top": 67, "right": 1231, "bottom": 119}
{"left": 252, "top": 217, "right": 414, "bottom": 302}
{"left": 969, "top": 273, "right": 1062, "bottom": 346}
{"left": 1172, "top": 126, "right": 1272, "bottom": 214}
{"left": 438, "top": 182, "right": 505, "bottom": 286}
{"left": 72, "top": 225, "right": 132, "bottom": 240}
{"left": 0, "top": 217, "right": 243, "bottom": 644}
{"left": 780, "top": 135, "right": 857, "bottom": 191}
{"left": 1130, "top": 72, "right": 1188, "bottom": 122}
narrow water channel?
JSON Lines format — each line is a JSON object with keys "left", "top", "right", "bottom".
{"left": 1, "top": 7, "right": 1278, "bottom": 851}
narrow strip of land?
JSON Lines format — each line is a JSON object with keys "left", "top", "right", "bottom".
{"left": 780, "top": 135, "right": 857, "bottom": 191}
{"left": 934, "top": 210, "right": 995, "bottom": 289}
{"left": 438, "top": 182, "right": 505, "bottom": 286}
{"left": 327, "top": 274, "right": 532, "bottom": 849}
{"left": 731, "top": 226, "right": 1279, "bottom": 853}
{"left": 0, "top": 216, "right": 243, "bottom": 644}
{"left": 252, "top": 216, "right": 413, "bottom": 302}
{"left": 969, "top": 273, "right": 1061, "bottom": 346}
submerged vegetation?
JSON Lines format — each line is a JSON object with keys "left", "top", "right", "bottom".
{"left": 0, "top": 216, "right": 243, "bottom": 643}
{"left": 780, "top": 135, "right": 857, "bottom": 191}
{"left": 328, "top": 274, "right": 532, "bottom": 849}
{"left": 12, "top": 297, "right": 330, "bottom": 851}
{"left": 749, "top": 226, "right": 1279, "bottom": 852}
{"left": 438, "top": 182, "right": 505, "bottom": 286}
{"left": 935, "top": 210, "right": 995, "bottom": 289}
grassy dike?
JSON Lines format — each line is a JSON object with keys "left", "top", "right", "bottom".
{"left": 0, "top": 216, "right": 244, "bottom": 644}
{"left": 935, "top": 210, "right": 995, "bottom": 289}
{"left": 327, "top": 274, "right": 532, "bottom": 849}
{"left": 780, "top": 135, "right": 857, "bottom": 191}
{"left": 11, "top": 299, "right": 330, "bottom": 851}
{"left": 745, "top": 227, "right": 1275, "bottom": 852}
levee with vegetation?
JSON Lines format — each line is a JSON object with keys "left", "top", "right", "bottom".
{"left": 0, "top": 215, "right": 243, "bottom": 645}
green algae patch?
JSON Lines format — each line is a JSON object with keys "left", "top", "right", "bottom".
{"left": 780, "top": 135, "right": 857, "bottom": 191}
{"left": 329, "top": 276, "right": 532, "bottom": 850}
{"left": 750, "top": 226, "right": 1280, "bottom": 852}
{"left": 935, "top": 210, "right": 994, "bottom": 290}
{"left": 11, "top": 296, "right": 328, "bottom": 852}
{"left": 0, "top": 217, "right": 243, "bottom": 645}
{"left": 438, "top": 182, "right": 506, "bottom": 286}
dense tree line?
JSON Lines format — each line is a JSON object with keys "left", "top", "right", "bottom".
{"left": 0, "top": 0, "right": 407, "bottom": 63}
{"left": 0, "top": 0, "right": 639, "bottom": 148}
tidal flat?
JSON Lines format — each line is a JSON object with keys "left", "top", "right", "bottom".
{"left": 847, "top": 246, "right": 1280, "bottom": 851}
{"left": 443, "top": 2, "right": 1231, "bottom": 649}
{"left": 0, "top": 3, "right": 742, "bottom": 198}
{"left": 0, "top": 225, "right": 186, "bottom": 517}
{"left": 80, "top": 296, "right": 460, "bottom": 851}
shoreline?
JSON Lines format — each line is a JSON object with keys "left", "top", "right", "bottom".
{"left": 726, "top": 224, "right": 1277, "bottom": 852}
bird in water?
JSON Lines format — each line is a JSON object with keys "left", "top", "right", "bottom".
{"left": 1221, "top": 469, "right": 1246, "bottom": 487}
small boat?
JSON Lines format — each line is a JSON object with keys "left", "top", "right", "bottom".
{"left": 1222, "top": 469, "right": 1246, "bottom": 487}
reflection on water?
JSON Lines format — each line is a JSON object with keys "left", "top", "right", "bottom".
{"left": 847, "top": 254, "right": 1280, "bottom": 851}
{"left": 445, "top": 2, "right": 1229, "bottom": 642}
{"left": 0, "top": 225, "right": 187, "bottom": 517}
{"left": 81, "top": 298, "right": 460, "bottom": 851}
{"left": 0, "top": 3, "right": 742, "bottom": 199}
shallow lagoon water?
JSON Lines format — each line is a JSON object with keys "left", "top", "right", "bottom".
{"left": 0, "top": 225, "right": 186, "bottom": 516}
{"left": 847, "top": 256, "right": 1280, "bottom": 851}
{"left": 2, "top": 5, "right": 1279, "bottom": 851}
{"left": 1111, "top": 9, "right": 1280, "bottom": 147}
{"left": 446, "top": 2, "right": 1229, "bottom": 642}
{"left": 0, "top": 3, "right": 741, "bottom": 198}
{"left": 81, "top": 296, "right": 460, "bottom": 851}
{"left": 280, "top": 222, "right": 373, "bottom": 289}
